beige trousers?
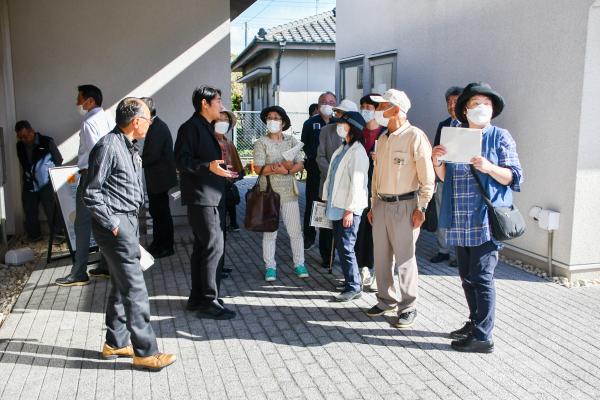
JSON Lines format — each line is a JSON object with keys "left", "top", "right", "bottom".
{"left": 372, "top": 198, "right": 419, "bottom": 314}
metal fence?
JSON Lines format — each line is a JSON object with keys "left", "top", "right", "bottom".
{"left": 233, "top": 111, "right": 308, "bottom": 161}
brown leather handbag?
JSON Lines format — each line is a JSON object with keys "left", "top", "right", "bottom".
{"left": 244, "top": 168, "right": 280, "bottom": 232}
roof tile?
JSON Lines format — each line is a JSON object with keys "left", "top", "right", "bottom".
{"left": 256, "top": 9, "right": 335, "bottom": 44}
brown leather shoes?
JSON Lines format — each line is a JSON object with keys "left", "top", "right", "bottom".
{"left": 133, "top": 353, "right": 176, "bottom": 371}
{"left": 101, "top": 343, "right": 134, "bottom": 360}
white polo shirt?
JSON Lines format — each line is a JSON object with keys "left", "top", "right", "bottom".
{"left": 77, "top": 107, "right": 112, "bottom": 170}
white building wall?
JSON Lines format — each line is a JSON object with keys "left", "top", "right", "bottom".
{"left": 238, "top": 50, "right": 275, "bottom": 111}
{"left": 336, "top": 0, "right": 599, "bottom": 272}
{"left": 237, "top": 48, "right": 334, "bottom": 136}
{"left": 279, "top": 50, "right": 335, "bottom": 113}
{"left": 570, "top": 1, "right": 600, "bottom": 267}
{"left": 1, "top": 0, "right": 232, "bottom": 232}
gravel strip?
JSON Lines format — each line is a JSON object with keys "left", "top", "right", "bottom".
{"left": 0, "top": 237, "right": 68, "bottom": 327}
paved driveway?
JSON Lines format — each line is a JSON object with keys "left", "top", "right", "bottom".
{"left": 1, "top": 179, "right": 600, "bottom": 400}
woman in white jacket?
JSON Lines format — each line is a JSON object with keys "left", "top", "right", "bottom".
{"left": 322, "top": 111, "right": 369, "bottom": 302}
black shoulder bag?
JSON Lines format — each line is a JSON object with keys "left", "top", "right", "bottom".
{"left": 470, "top": 166, "right": 525, "bottom": 241}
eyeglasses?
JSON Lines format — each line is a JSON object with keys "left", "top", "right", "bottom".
{"left": 266, "top": 117, "right": 282, "bottom": 121}
{"left": 137, "top": 115, "right": 156, "bottom": 125}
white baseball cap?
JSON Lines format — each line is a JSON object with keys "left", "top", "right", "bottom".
{"left": 370, "top": 89, "right": 411, "bottom": 113}
{"left": 332, "top": 99, "right": 358, "bottom": 113}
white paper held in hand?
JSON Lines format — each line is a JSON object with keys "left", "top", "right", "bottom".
{"left": 282, "top": 142, "right": 304, "bottom": 161}
{"left": 310, "top": 201, "right": 332, "bottom": 229}
{"left": 139, "top": 245, "right": 155, "bottom": 271}
{"left": 438, "top": 127, "right": 483, "bottom": 164}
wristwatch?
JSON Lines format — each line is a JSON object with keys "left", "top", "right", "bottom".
{"left": 419, "top": 207, "right": 427, "bottom": 213}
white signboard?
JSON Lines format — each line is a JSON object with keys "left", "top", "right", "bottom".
{"left": 310, "top": 201, "right": 332, "bottom": 229}
{"left": 438, "top": 127, "right": 483, "bottom": 164}
{"left": 48, "top": 166, "right": 97, "bottom": 251}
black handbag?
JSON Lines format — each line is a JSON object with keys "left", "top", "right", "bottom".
{"left": 470, "top": 165, "right": 525, "bottom": 241}
{"left": 244, "top": 168, "right": 280, "bottom": 232}
{"left": 423, "top": 196, "right": 438, "bottom": 232}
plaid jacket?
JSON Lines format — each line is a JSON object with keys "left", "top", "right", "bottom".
{"left": 439, "top": 125, "right": 523, "bottom": 247}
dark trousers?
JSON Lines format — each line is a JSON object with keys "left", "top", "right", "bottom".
{"left": 21, "top": 185, "right": 60, "bottom": 240}
{"left": 71, "top": 171, "right": 107, "bottom": 279}
{"left": 302, "top": 159, "right": 320, "bottom": 243}
{"left": 332, "top": 215, "right": 362, "bottom": 293}
{"left": 92, "top": 214, "right": 158, "bottom": 357}
{"left": 147, "top": 191, "right": 174, "bottom": 251}
{"left": 225, "top": 181, "right": 239, "bottom": 228}
{"left": 319, "top": 227, "right": 333, "bottom": 265}
{"left": 355, "top": 208, "right": 374, "bottom": 268}
{"left": 456, "top": 240, "right": 499, "bottom": 341}
{"left": 226, "top": 202, "right": 238, "bottom": 228}
{"left": 187, "top": 204, "right": 225, "bottom": 307}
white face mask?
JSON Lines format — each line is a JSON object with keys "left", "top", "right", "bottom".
{"left": 319, "top": 104, "right": 333, "bottom": 117}
{"left": 77, "top": 104, "right": 87, "bottom": 116}
{"left": 266, "top": 120, "right": 282, "bottom": 133}
{"left": 374, "top": 110, "right": 389, "bottom": 127}
{"left": 214, "top": 121, "right": 229, "bottom": 134}
{"left": 361, "top": 109, "right": 375, "bottom": 123}
{"left": 466, "top": 104, "right": 493, "bottom": 126}
{"left": 336, "top": 124, "right": 348, "bottom": 139}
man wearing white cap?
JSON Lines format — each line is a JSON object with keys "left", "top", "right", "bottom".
{"left": 366, "top": 89, "right": 435, "bottom": 328}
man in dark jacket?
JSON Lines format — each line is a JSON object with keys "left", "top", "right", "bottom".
{"left": 430, "top": 86, "right": 462, "bottom": 266}
{"left": 301, "top": 91, "right": 336, "bottom": 257}
{"left": 140, "top": 97, "right": 177, "bottom": 258}
{"left": 15, "top": 120, "right": 63, "bottom": 241}
{"left": 174, "top": 86, "right": 237, "bottom": 320}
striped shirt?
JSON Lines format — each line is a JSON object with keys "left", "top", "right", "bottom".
{"left": 83, "top": 128, "right": 145, "bottom": 231}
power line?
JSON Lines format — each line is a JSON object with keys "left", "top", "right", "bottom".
{"left": 245, "top": 1, "right": 272, "bottom": 23}
{"left": 233, "top": 0, "right": 335, "bottom": 23}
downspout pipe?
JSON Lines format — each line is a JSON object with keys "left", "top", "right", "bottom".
{"left": 274, "top": 40, "right": 286, "bottom": 103}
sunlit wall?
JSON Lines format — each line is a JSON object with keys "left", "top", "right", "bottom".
{"left": 4, "top": 0, "right": 233, "bottom": 233}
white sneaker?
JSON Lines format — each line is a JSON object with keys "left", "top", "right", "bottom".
{"left": 366, "top": 276, "right": 377, "bottom": 292}
{"left": 360, "top": 267, "right": 372, "bottom": 286}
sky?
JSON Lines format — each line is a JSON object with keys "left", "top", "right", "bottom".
{"left": 231, "top": 0, "right": 336, "bottom": 56}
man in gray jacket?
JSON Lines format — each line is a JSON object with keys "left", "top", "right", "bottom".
{"left": 316, "top": 99, "right": 359, "bottom": 269}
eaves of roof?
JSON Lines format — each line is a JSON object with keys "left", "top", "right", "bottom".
{"left": 231, "top": 40, "right": 335, "bottom": 71}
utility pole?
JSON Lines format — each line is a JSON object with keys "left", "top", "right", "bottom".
{"left": 315, "top": 0, "right": 318, "bottom": 15}
{"left": 244, "top": 21, "right": 248, "bottom": 47}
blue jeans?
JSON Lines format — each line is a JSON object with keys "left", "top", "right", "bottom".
{"left": 456, "top": 241, "right": 499, "bottom": 341}
{"left": 332, "top": 214, "right": 362, "bottom": 293}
